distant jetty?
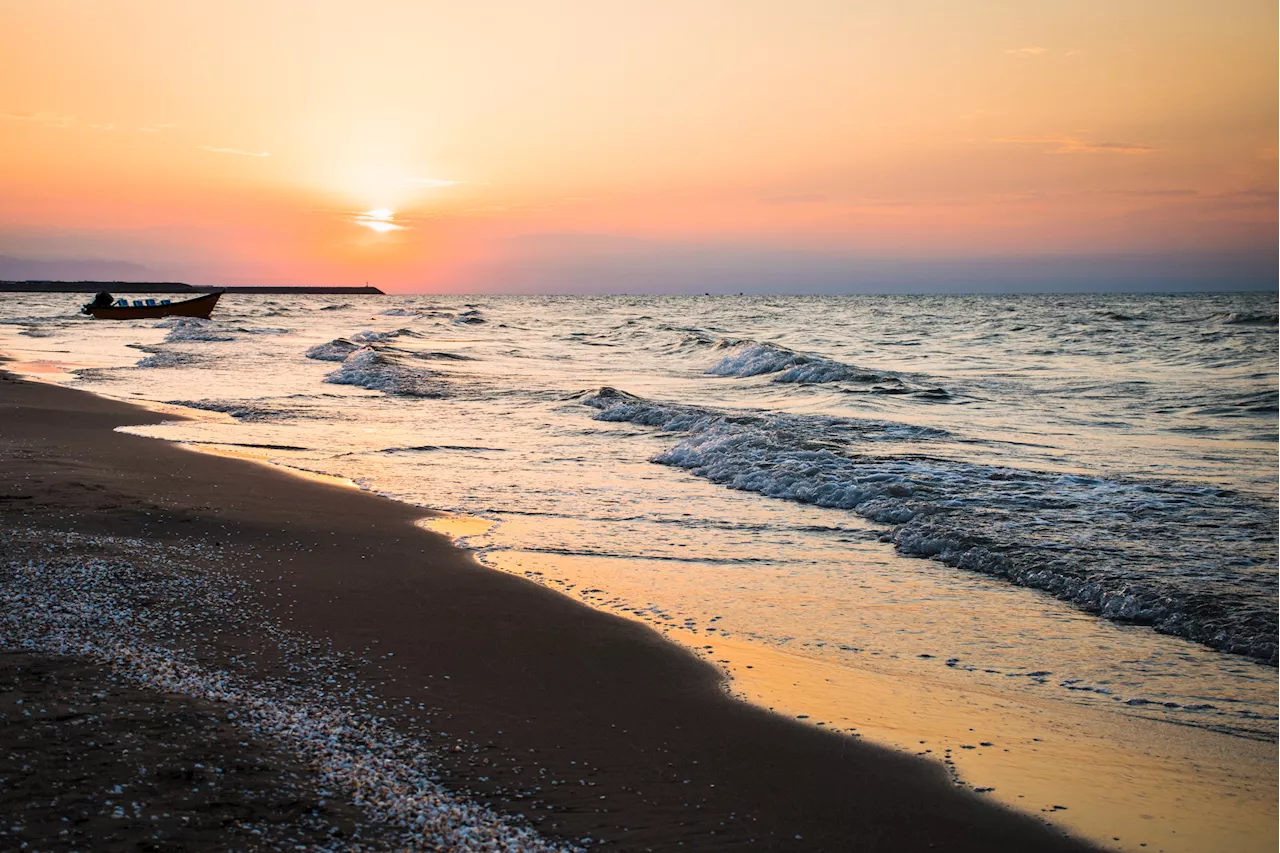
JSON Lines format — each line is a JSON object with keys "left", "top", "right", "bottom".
{"left": 0, "top": 281, "right": 385, "bottom": 295}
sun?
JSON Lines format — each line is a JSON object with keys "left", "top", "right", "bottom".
{"left": 354, "top": 208, "right": 404, "bottom": 233}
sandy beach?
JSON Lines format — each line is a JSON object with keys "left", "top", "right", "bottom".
{"left": 2, "top": 0, "right": 1275, "bottom": 847}
{"left": 0, "top": 369, "right": 1105, "bottom": 851}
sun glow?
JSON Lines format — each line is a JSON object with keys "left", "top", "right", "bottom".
{"left": 354, "top": 208, "right": 404, "bottom": 233}
{"left": 0, "top": 2, "right": 1273, "bottom": 291}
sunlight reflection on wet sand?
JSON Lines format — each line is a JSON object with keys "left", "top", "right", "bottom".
{"left": 411, "top": 516, "right": 1280, "bottom": 853}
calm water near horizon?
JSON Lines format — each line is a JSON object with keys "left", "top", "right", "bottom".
{"left": 2, "top": 291, "right": 1276, "bottom": 852}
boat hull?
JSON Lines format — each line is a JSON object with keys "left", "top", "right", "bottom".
{"left": 85, "top": 292, "right": 222, "bottom": 320}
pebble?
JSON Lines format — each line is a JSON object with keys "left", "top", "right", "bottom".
{"left": 1, "top": 526, "right": 582, "bottom": 852}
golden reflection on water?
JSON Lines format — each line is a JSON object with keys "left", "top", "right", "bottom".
{"left": 3, "top": 358, "right": 94, "bottom": 379}
{"left": 418, "top": 516, "right": 498, "bottom": 541}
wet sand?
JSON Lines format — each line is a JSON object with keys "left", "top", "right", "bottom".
{"left": 0, "top": 370, "right": 1099, "bottom": 851}
{"left": 474, "top": 526, "right": 1279, "bottom": 853}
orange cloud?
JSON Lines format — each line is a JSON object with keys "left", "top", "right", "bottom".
{"left": 995, "top": 137, "right": 1161, "bottom": 155}
{"left": 1, "top": 110, "right": 75, "bottom": 127}
{"left": 198, "top": 146, "right": 271, "bottom": 157}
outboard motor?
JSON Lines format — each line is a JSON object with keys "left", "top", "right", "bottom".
{"left": 82, "top": 290, "right": 114, "bottom": 313}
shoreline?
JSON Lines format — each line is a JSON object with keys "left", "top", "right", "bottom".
{"left": 5, "top": 346, "right": 1278, "bottom": 853}
{"left": 0, "top": 370, "right": 1099, "bottom": 851}
{"left": 442, "top": 515, "right": 1279, "bottom": 853}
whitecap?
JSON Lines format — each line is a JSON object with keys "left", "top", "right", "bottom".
{"left": 306, "top": 338, "right": 362, "bottom": 361}
{"left": 324, "top": 347, "right": 450, "bottom": 397}
{"left": 583, "top": 387, "right": 1278, "bottom": 663}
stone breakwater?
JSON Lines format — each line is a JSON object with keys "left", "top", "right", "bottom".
{"left": 0, "top": 528, "right": 581, "bottom": 853}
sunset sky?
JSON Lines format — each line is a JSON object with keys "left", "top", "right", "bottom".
{"left": 0, "top": 1, "right": 1275, "bottom": 292}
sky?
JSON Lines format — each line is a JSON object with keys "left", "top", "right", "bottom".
{"left": 0, "top": 0, "right": 1275, "bottom": 293}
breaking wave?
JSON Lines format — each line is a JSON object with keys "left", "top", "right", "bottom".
{"left": 162, "top": 318, "right": 235, "bottom": 342}
{"left": 707, "top": 341, "right": 949, "bottom": 397}
{"left": 166, "top": 399, "right": 290, "bottom": 422}
{"left": 350, "top": 328, "right": 417, "bottom": 343}
{"left": 306, "top": 338, "right": 361, "bottom": 361}
{"left": 707, "top": 340, "right": 889, "bottom": 384}
{"left": 324, "top": 347, "right": 450, "bottom": 398}
{"left": 706, "top": 341, "right": 812, "bottom": 377}
{"left": 307, "top": 332, "right": 474, "bottom": 365}
{"left": 1215, "top": 311, "right": 1278, "bottom": 326}
{"left": 583, "top": 388, "right": 1278, "bottom": 663}
{"left": 135, "top": 349, "right": 196, "bottom": 368}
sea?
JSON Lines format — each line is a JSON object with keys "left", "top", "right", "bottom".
{"left": 2, "top": 290, "right": 1276, "bottom": 851}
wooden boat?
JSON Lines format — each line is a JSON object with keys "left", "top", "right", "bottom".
{"left": 82, "top": 291, "right": 222, "bottom": 320}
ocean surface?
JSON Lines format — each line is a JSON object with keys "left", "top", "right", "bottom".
{"left": 2, "top": 291, "right": 1277, "bottom": 845}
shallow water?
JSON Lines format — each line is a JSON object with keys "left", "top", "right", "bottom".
{"left": 2, "top": 291, "right": 1276, "bottom": 851}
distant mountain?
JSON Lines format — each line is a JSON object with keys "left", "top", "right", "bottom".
{"left": 0, "top": 255, "right": 158, "bottom": 282}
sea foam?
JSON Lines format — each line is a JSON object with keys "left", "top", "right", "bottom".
{"left": 324, "top": 347, "right": 450, "bottom": 397}
{"left": 584, "top": 388, "right": 1278, "bottom": 663}
{"left": 162, "top": 318, "right": 235, "bottom": 342}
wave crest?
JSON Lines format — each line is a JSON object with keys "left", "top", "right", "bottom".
{"left": 584, "top": 388, "right": 1278, "bottom": 663}
{"left": 324, "top": 347, "right": 450, "bottom": 397}
{"left": 706, "top": 341, "right": 949, "bottom": 398}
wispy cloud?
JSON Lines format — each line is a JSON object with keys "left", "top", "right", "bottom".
{"left": 199, "top": 146, "right": 271, "bottom": 157}
{"left": 1055, "top": 139, "right": 1159, "bottom": 154}
{"left": 764, "top": 193, "right": 830, "bottom": 206}
{"left": 139, "top": 123, "right": 177, "bottom": 133}
{"left": 1005, "top": 47, "right": 1048, "bottom": 57}
{"left": 88, "top": 122, "right": 116, "bottom": 131}
{"left": 353, "top": 208, "right": 407, "bottom": 232}
{"left": 404, "top": 177, "right": 462, "bottom": 188}
{"left": 996, "top": 136, "right": 1160, "bottom": 155}
{"left": 1208, "top": 187, "right": 1278, "bottom": 205}
{"left": 1100, "top": 188, "right": 1197, "bottom": 198}
{"left": 0, "top": 110, "right": 75, "bottom": 127}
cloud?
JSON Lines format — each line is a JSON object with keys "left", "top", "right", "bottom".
{"left": 2, "top": 112, "right": 128, "bottom": 132}
{"left": 353, "top": 208, "right": 407, "bottom": 232}
{"left": 764, "top": 193, "right": 830, "bottom": 205}
{"left": 995, "top": 136, "right": 1160, "bottom": 155}
{"left": 199, "top": 146, "right": 271, "bottom": 157}
{"left": 0, "top": 110, "right": 75, "bottom": 127}
{"left": 1100, "top": 188, "right": 1197, "bottom": 198}
{"left": 1057, "top": 140, "right": 1159, "bottom": 154}
{"left": 139, "top": 123, "right": 177, "bottom": 132}
{"left": 404, "top": 177, "right": 461, "bottom": 188}
{"left": 1197, "top": 187, "right": 1279, "bottom": 211}
{"left": 1005, "top": 47, "right": 1048, "bottom": 57}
